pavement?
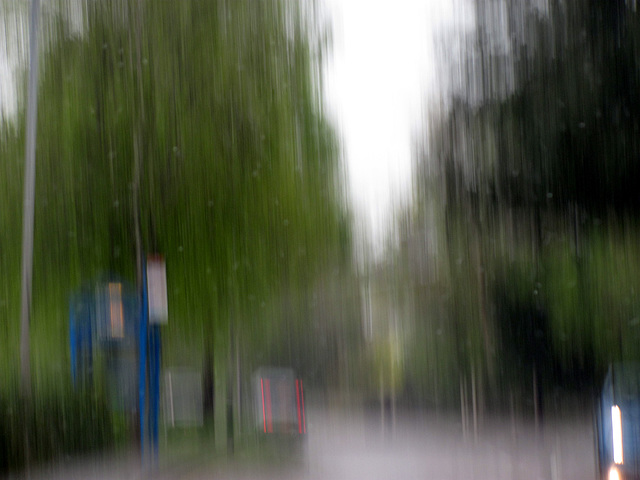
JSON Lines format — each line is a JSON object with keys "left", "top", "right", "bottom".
{"left": 3, "top": 406, "right": 596, "bottom": 480}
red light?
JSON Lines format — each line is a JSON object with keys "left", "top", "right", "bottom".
{"left": 261, "top": 378, "right": 266, "bottom": 433}
{"left": 296, "top": 379, "right": 302, "bottom": 434}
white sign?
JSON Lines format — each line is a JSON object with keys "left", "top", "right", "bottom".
{"left": 147, "top": 255, "right": 168, "bottom": 324}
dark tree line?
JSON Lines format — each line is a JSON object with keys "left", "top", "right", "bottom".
{"left": 388, "top": 0, "right": 640, "bottom": 412}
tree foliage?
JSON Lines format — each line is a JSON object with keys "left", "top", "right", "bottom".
{"left": 397, "top": 0, "right": 640, "bottom": 407}
{"left": 0, "top": 0, "right": 351, "bottom": 382}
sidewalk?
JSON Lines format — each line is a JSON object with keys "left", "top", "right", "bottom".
{"left": 3, "top": 446, "right": 216, "bottom": 480}
{"left": 2, "top": 434, "right": 303, "bottom": 480}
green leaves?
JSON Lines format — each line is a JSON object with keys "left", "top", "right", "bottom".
{"left": 400, "top": 0, "right": 640, "bottom": 399}
{"left": 1, "top": 0, "right": 350, "bottom": 378}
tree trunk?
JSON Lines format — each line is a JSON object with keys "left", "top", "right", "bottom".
{"left": 203, "top": 343, "right": 215, "bottom": 419}
{"left": 226, "top": 322, "right": 234, "bottom": 455}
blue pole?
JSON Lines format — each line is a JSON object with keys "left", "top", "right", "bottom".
{"left": 139, "top": 257, "right": 149, "bottom": 458}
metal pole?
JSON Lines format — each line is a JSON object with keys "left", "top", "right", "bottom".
{"left": 19, "top": 0, "right": 41, "bottom": 398}
{"left": 150, "top": 324, "right": 160, "bottom": 463}
{"left": 70, "top": 298, "right": 77, "bottom": 387}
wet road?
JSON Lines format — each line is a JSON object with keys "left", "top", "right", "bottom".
{"left": 303, "top": 408, "right": 594, "bottom": 480}
{"left": 13, "top": 407, "right": 595, "bottom": 480}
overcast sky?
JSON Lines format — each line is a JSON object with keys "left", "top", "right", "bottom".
{"left": 322, "top": 0, "right": 468, "bottom": 251}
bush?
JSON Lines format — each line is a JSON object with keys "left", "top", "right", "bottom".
{"left": 0, "top": 385, "right": 114, "bottom": 473}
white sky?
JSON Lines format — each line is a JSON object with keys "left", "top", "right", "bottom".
{"left": 321, "top": 0, "right": 465, "bottom": 252}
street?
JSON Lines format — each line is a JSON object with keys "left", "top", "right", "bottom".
{"left": 12, "top": 406, "right": 595, "bottom": 480}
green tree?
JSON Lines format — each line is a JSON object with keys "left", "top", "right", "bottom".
{"left": 1, "top": 0, "right": 352, "bottom": 411}
{"left": 401, "top": 0, "right": 640, "bottom": 410}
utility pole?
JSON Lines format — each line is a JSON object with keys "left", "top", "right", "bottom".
{"left": 19, "top": 0, "right": 41, "bottom": 399}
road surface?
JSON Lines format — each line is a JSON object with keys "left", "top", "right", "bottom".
{"left": 10, "top": 406, "right": 595, "bottom": 480}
